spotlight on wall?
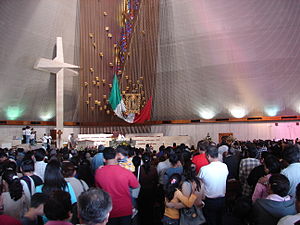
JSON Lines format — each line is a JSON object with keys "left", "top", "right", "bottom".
{"left": 39, "top": 112, "right": 54, "bottom": 121}
{"left": 265, "top": 106, "right": 279, "bottom": 117}
{"left": 5, "top": 106, "right": 24, "bottom": 120}
{"left": 230, "top": 107, "right": 246, "bottom": 118}
{"left": 199, "top": 109, "right": 215, "bottom": 120}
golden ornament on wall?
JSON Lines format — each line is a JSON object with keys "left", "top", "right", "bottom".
{"left": 103, "top": 12, "right": 108, "bottom": 16}
{"left": 96, "top": 82, "right": 100, "bottom": 86}
{"left": 113, "top": 44, "right": 117, "bottom": 48}
{"left": 103, "top": 95, "right": 107, "bottom": 99}
{"left": 95, "top": 76, "right": 99, "bottom": 81}
{"left": 140, "top": 76, "right": 144, "bottom": 80}
{"left": 109, "top": 62, "right": 113, "bottom": 67}
{"left": 92, "top": 42, "right": 96, "bottom": 48}
{"left": 102, "top": 79, "right": 106, "bottom": 83}
{"left": 108, "top": 84, "right": 112, "bottom": 88}
{"left": 126, "top": 86, "right": 130, "bottom": 90}
{"left": 89, "top": 33, "right": 94, "bottom": 38}
{"left": 136, "top": 80, "right": 140, "bottom": 84}
{"left": 89, "top": 68, "right": 94, "bottom": 73}
{"left": 125, "top": 75, "right": 129, "bottom": 80}
{"left": 103, "top": 105, "right": 107, "bottom": 110}
{"left": 88, "top": 93, "right": 92, "bottom": 98}
{"left": 105, "top": 26, "right": 110, "bottom": 31}
{"left": 117, "top": 70, "right": 122, "bottom": 75}
{"left": 84, "top": 82, "right": 88, "bottom": 87}
{"left": 85, "top": 100, "right": 89, "bottom": 105}
{"left": 141, "top": 30, "right": 145, "bottom": 35}
{"left": 122, "top": 91, "right": 126, "bottom": 95}
{"left": 99, "top": 107, "right": 103, "bottom": 111}
{"left": 99, "top": 52, "right": 104, "bottom": 57}
{"left": 106, "top": 110, "right": 110, "bottom": 114}
{"left": 108, "top": 33, "right": 112, "bottom": 38}
{"left": 92, "top": 80, "right": 96, "bottom": 85}
{"left": 128, "top": 80, "right": 132, "bottom": 83}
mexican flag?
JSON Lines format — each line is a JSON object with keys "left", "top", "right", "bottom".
{"left": 109, "top": 74, "right": 152, "bottom": 123}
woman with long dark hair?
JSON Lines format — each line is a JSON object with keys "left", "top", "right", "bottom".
{"left": 137, "top": 153, "right": 158, "bottom": 225}
{"left": 35, "top": 160, "right": 77, "bottom": 204}
{"left": 1, "top": 169, "right": 29, "bottom": 219}
{"left": 162, "top": 173, "right": 198, "bottom": 225}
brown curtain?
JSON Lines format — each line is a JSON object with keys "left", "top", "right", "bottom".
{"left": 79, "top": 0, "right": 160, "bottom": 133}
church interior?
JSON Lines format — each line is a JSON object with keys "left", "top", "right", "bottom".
{"left": 0, "top": 0, "right": 300, "bottom": 225}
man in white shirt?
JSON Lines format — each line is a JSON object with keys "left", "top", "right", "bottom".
{"left": 42, "top": 133, "right": 52, "bottom": 150}
{"left": 25, "top": 126, "right": 31, "bottom": 144}
{"left": 199, "top": 145, "right": 229, "bottom": 225}
{"left": 34, "top": 148, "right": 47, "bottom": 181}
{"left": 281, "top": 145, "right": 300, "bottom": 198}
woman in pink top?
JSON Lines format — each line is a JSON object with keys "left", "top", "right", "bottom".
{"left": 252, "top": 155, "right": 281, "bottom": 202}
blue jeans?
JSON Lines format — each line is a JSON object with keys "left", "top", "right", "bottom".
{"left": 26, "top": 135, "right": 30, "bottom": 144}
{"left": 162, "top": 216, "right": 179, "bottom": 225}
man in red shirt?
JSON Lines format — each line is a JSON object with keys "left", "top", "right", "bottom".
{"left": 95, "top": 147, "right": 139, "bottom": 225}
{"left": 192, "top": 141, "right": 209, "bottom": 175}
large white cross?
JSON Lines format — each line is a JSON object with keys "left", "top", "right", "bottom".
{"left": 34, "top": 37, "right": 79, "bottom": 148}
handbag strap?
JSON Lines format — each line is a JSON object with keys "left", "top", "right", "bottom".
{"left": 137, "top": 165, "right": 141, "bottom": 181}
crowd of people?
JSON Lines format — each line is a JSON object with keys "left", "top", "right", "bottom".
{"left": 0, "top": 136, "right": 299, "bottom": 225}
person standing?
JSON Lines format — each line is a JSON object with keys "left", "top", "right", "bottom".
{"left": 25, "top": 126, "right": 31, "bottom": 144}
{"left": 95, "top": 147, "right": 139, "bottom": 225}
{"left": 199, "top": 145, "right": 229, "bottom": 225}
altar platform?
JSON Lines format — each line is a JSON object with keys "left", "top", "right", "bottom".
{"left": 77, "top": 133, "right": 191, "bottom": 151}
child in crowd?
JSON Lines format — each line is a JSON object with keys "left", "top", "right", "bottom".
{"left": 162, "top": 173, "right": 198, "bottom": 225}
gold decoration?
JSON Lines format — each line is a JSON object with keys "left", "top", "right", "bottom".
{"left": 103, "top": 95, "right": 107, "bottom": 99}
{"left": 126, "top": 86, "right": 130, "bottom": 90}
{"left": 140, "top": 76, "right": 143, "bottom": 80}
{"left": 103, "top": 12, "right": 108, "bottom": 16}
{"left": 105, "top": 26, "right": 110, "bottom": 31}
{"left": 92, "top": 42, "right": 96, "bottom": 48}
{"left": 84, "top": 82, "right": 88, "bottom": 87}
{"left": 125, "top": 75, "right": 129, "bottom": 80}
{"left": 102, "top": 79, "right": 106, "bottom": 83}
{"left": 106, "top": 110, "right": 110, "bottom": 114}
{"left": 96, "top": 82, "right": 100, "bottom": 86}
{"left": 103, "top": 105, "right": 107, "bottom": 110}
{"left": 109, "top": 62, "right": 114, "bottom": 67}
{"left": 89, "top": 33, "right": 94, "bottom": 38}
{"left": 109, "top": 84, "right": 112, "bottom": 88}
{"left": 117, "top": 70, "right": 122, "bottom": 75}
{"left": 128, "top": 80, "right": 132, "bottom": 83}
{"left": 92, "top": 80, "right": 96, "bottom": 85}
{"left": 141, "top": 30, "right": 145, "bottom": 35}
{"left": 136, "top": 80, "right": 140, "bottom": 84}
{"left": 88, "top": 93, "right": 92, "bottom": 98}
{"left": 108, "top": 33, "right": 112, "bottom": 38}
{"left": 99, "top": 107, "right": 103, "bottom": 111}
{"left": 124, "top": 94, "right": 141, "bottom": 114}
{"left": 85, "top": 100, "right": 89, "bottom": 104}
{"left": 89, "top": 67, "right": 94, "bottom": 73}
{"left": 95, "top": 76, "right": 99, "bottom": 81}
{"left": 128, "top": 52, "right": 131, "bottom": 56}
{"left": 122, "top": 91, "right": 126, "bottom": 95}
{"left": 99, "top": 52, "right": 104, "bottom": 57}
{"left": 113, "top": 44, "right": 117, "bottom": 48}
